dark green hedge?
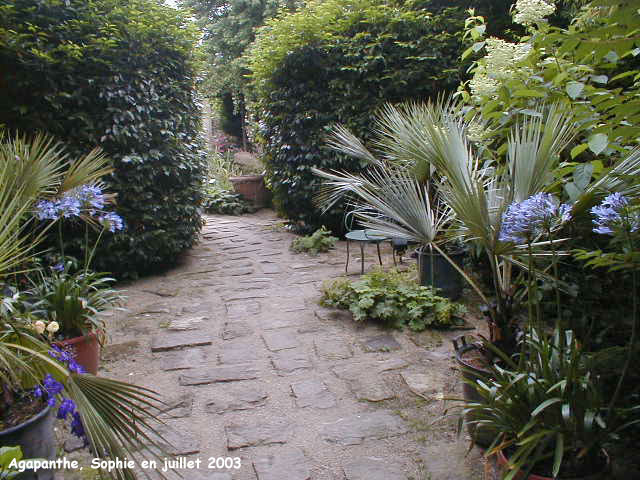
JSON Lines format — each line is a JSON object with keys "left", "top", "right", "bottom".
{"left": 248, "top": 0, "right": 495, "bottom": 233}
{"left": 0, "top": 0, "right": 207, "bottom": 278}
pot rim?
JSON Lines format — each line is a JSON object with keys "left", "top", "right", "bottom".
{"left": 415, "top": 245, "right": 465, "bottom": 256}
{"left": 57, "top": 330, "right": 100, "bottom": 347}
{"left": 229, "top": 174, "right": 265, "bottom": 181}
{"left": 496, "top": 447, "right": 610, "bottom": 480}
{"left": 0, "top": 402, "right": 51, "bottom": 436}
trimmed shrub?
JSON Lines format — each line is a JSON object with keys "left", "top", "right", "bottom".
{"left": 0, "top": 0, "right": 207, "bottom": 278}
{"left": 246, "top": 0, "right": 506, "bottom": 232}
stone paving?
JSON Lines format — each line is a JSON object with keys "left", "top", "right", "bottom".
{"left": 93, "top": 210, "right": 485, "bottom": 480}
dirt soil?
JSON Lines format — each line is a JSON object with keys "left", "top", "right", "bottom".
{"left": 56, "top": 210, "right": 488, "bottom": 480}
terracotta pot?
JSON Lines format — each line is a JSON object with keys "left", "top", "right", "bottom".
{"left": 496, "top": 448, "right": 610, "bottom": 480}
{"left": 229, "top": 174, "right": 270, "bottom": 208}
{"left": 452, "top": 335, "right": 495, "bottom": 447}
{"left": 0, "top": 404, "right": 55, "bottom": 480}
{"left": 58, "top": 331, "right": 101, "bottom": 375}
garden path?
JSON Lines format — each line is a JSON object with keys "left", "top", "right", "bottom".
{"left": 66, "top": 210, "right": 485, "bottom": 480}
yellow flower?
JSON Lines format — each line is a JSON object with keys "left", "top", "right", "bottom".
{"left": 34, "top": 320, "right": 46, "bottom": 334}
{"left": 46, "top": 321, "right": 60, "bottom": 333}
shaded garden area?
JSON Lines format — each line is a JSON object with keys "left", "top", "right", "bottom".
{"left": 1, "top": 0, "right": 640, "bottom": 479}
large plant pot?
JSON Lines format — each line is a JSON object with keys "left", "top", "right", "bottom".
{"left": 229, "top": 174, "right": 270, "bottom": 208}
{"left": 416, "top": 247, "right": 464, "bottom": 300}
{"left": 58, "top": 332, "right": 100, "bottom": 375}
{"left": 452, "top": 335, "right": 495, "bottom": 447}
{"left": 0, "top": 404, "right": 55, "bottom": 480}
{"left": 496, "top": 449, "right": 610, "bottom": 480}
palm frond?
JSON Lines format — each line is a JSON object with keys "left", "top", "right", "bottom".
{"left": 508, "top": 104, "right": 577, "bottom": 202}
{"left": 574, "top": 146, "right": 640, "bottom": 214}
{"left": 326, "top": 124, "right": 379, "bottom": 166}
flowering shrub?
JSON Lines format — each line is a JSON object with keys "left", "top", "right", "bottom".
{"left": 512, "top": 0, "right": 555, "bottom": 26}
{"left": 461, "top": 0, "right": 640, "bottom": 164}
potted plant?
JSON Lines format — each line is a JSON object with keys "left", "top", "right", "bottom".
{"left": 460, "top": 328, "right": 613, "bottom": 480}
{"left": 0, "top": 133, "right": 170, "bottom": 480}
{"left": 23, "top": 265, "right": 122, "bottom": 375}
{"left": 312, "top": 138, "right": 467, "bottom": 299}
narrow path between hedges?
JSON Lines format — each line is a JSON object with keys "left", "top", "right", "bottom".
{"left": 91, "top": 210, "right": 484, "bottom": 480}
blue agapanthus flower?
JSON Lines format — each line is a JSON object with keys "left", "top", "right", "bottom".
{"left": 76, "top": 184, "right": 106, "bottom": 210}
{"left": 34, "top": 348, "right": 88, "bottom": 441}
{"left": 42, "top": 374, "right": 64, "bottom": 398}
{"left": 57, "top": 398, "right": 77, "bottom": 420}
{"left": 35, "top": 199, "right": 60, "bottom": 220}
{"left": 500, "top": 193, "right": 572, "bottom": 244}
{"left": 70, "top": 412, "right": 85, "bottom": 439}
{"left": 592, "top": 192, "right": 639, "bottom": 235}
{"left": 51, "top": 262, "right": 65, "bottom": 272}
{"left": 57, "top": 195, "right": 82, "bottom": 218}
{"left": 99, "top": 212, "right": 124, "bottom": 232}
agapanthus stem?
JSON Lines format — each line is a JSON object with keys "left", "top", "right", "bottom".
{"left": 606, "top": 269, "right": 637, "bottom": 421}
{"left": 58, "top": 220, "right": 65, "bottom": 261}
{"left": 548, "top": 227, "right": 562, "bottom": 330}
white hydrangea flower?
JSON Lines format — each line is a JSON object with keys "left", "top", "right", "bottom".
{"left": 513, "top": 0, "right": 556, "bottom": 26}
{"left": 484, "top": 38, "right": 532, "bottom": 73}
{"left": 469, "top": 68, "right": 501, "bottom": 98}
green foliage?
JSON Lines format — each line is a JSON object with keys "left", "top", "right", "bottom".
{"left": 181, "top": 0, "right": 285, "bottom": 97}
{"left": 0, "top": 446, "right": 25, "bottom": 480}
{"left": 0, "top": 0, "right": 207, "bottom": 279}
{"left": 460, "top": 330, "right": 617, "bottom": 479}
{"left": 208, "top": 150, "right": 244, "bottom": 190}
{"left": 320, "top": 268, "right": 466, "bottom": 330}
{"left": 247, "top": 0, "right": 478, "bottom": 232}
{"left": 290, "top": 227, "right": 338, "bottom": 254}
{"left": 0, "top": 133, "right": 168, "bottom": 480}
{"left": 461, "top": 0, "right": 640, "bottom": 174}
{"left": 219, "top": 91, "right": 244, "bottom": 138}
{"left": 25, "top": 266, "right": 123, "bottom": 339}
{"left": 203, "top": 185, "right": 252, "bottom": 215}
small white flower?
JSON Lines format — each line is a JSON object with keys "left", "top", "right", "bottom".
{"left": 513, "top": 0, "right": 556, "bottom": 26}
{"left": 34, "top": 320, "right": 46, "bottom": 334}
{"left": 46, "top": 321, "right": 60, "bottom": 333}
{"left": 485, "top": 38, "right": 532, "bottom": 72}
{"left": 469, "top": 69, "right": 501, "bottom": 98}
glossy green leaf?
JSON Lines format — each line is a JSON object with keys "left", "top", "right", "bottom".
{"left": 588, "top": 133, "right": 609, "bottom": 155}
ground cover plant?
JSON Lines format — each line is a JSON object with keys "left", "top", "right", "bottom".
{"left": 0, "top": 0, "right": 207, "bottom": 279}
{"left": 203, "top": 185, "right": 252, "bottom": 215}
{"left": 290, "top": 227, "right": 338, "bottom": 254}
{"left": 320, "top": 268, "right": 467, "bottom": 331}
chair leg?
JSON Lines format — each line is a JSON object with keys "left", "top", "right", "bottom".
{"left": 345, "top": 239, "right": 350, "bottom": 273}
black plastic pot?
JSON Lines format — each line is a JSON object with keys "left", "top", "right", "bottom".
{"left": 453, "top": 335, "right": 495, "bottom": 448}
{"left": 0, "top": 403, "right": 55, "bottom": 480}
{"left": 416, "top": 247, "right": 464, "bottom": 300}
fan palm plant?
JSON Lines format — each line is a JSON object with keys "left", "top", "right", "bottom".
{"left": 314, "top": 99, "right": 581, "bottom": 350}
{"left": 0, "top": 133, "right": 168, "bottom": 480}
